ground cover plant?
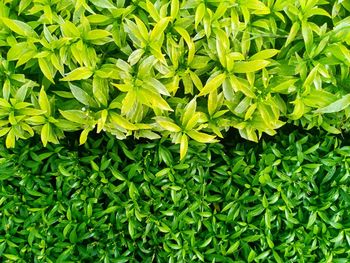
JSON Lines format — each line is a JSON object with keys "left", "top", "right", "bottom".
{"left": 1, "top": 1, "right": 350, "bottom": 158}
{"left": 1, "top": 129, "right": 350, "bottom": 262}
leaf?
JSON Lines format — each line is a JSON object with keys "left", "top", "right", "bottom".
{"left": 128, "top": 220, "right": 135, "bottom": 239}
{"left": 59, "top": 110, "right": 86, "bottom": 124}
{"left": 61, "top": 67, "right": 93, "bottom": 81}
{"left": 174, "top": 26, "right": 195, "bottom": 63}
{"left": 109, "top": 112, "right": 138, "bottom": 130}
{"left": 41, "top": 123, "right": 50, "bottom": 147}
{"left": 227, "top": 241, "right": 240, "bottom": 254}
{"left": 0, "top": 17, "right": 37, "bottom": 37}
{"left": 39, "top": 87, "right": 51, "bottom": 116}
{"left": 182, "top": 98, "right": 197, "bottom": 127}
{"left": 69, "top": 83, "right": 94, "bottom": 106}
{"left": 6, "top": 128, "right": 15, "bottom": 148}
{"left": 302, "top": 21, "right": 313, "bottom": 54}
{"left": 60, "top": 21, "right": 80, "bottom": 37}
{"left": 195, "top": 3, "right": 206, "bottom": 29}
{"left": 155, "top": 117, "right": 181, "bottom": 132}
{"left": 180, "top": 134, "right": 188, "bottom": 160}
{"left": 208, "top": 90, "right": 218, "bottom": 116}
{"left": 38, "top": 57, "right": 55, "bottom": 83}
{"left": 285, "top": 22, "right": 300, "bottom": 46}
{"left": 150, "top": 17, "right": 171, "bottom": 41}
{"left": 232, "top": 60, "right": 270, "bottom": 73}
{"left": 271, "top": 79, "right": 298, "bottom": 93}
{"left": 93, "top": 76, "right": 109, "bottom": 106}
{"left": 145, "top": 0, "right": 160, "bottom": 22}
{"left": 290, "top": 98, "right": 305, "bottom": 120}
{"left": 307, "top": 211, "right": 317, "bottom": 228}
{"left": 146, "top": 78, "right": 170, "bottom": 96}
{"left": 171, "top": 0, "right": 179, "bottom": 19}
{"left": 199, "top": 73, "right": 226, "bottom": 96}
{"left": 250, "top": 49, "right": 279, "bottom": 60}
{"left": 3, "top": 254, "right": 20, "bottom": 261}
{"left": 128, "top": 49, "right": 145, "bottom": 66}
{"left": 187, "top": 130, "right": 216, "bottom": 143}
{"left": 133, "top": 16, "right": 149, "bottom": 41}
{"left": 86, "top": 29, "right": 111, "bottom": 40}
{"left": 92, "top": 0, "right": 116, "bottom": 9}
{"left": 315, "top": 94, "right": 350, "bottom": 113}
{"left": 80, "top": 128, "right": 90, "bottom": 145}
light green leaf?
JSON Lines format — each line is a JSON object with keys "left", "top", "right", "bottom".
{"left": 150, "top": 17, "right": 171, "bottom": 41}
{"left": 61, "top": 67, "right": 93, "bottom": 81}
{"left": 93, "top": 0, "right": 116, "bottom": 9}
{"left": 182, "top": 98, "right": 197, "bottom": 127}
{"left": 59, "top": 110, "right": 86, "bottom": 124}
{"left": 174, "top": 26, "right": 195, "bottom": 63}
{"left": 60, "top": 21, "right": 80, "bottom": 37}
{"left": 6, "top": 128, "right": 15, "bottom": 148}
{"left": 250, "top": 49, "right": 279, "bottom": 60}
{"left": 195, "top": 3, "right": 206, "bottom": 29}
{"left": 38, "top": 57, "right": 55, "bottom": 83}
{"left": 41, "top": 123, "right": 50, "bottom": 146}
{"left": 146, "top": 0, "right": 160, "bottom": 22}
{"left": 155, "top": 117, "right": 181, "bottom": 132}
{"left": 285, "top": 22, "right": 300, "bottom": 46}
{"left": 233, "top": 60, "right": 270, "bottom": 73}
{"left": 93, "top": 76, "right": 109, "bottom": 106}
{"left": 290, "top": 98, "right": 305, "bottom": 120}
{"left": 199, "top": 73, "right": 226, "bottom": 96}
{"left": 0, "top": 17, "right": 37, "bottom": 37}
{"left": 180, "top": 134, "right": 188, "bottom": 160}
{"left": 187, "top": 130, "right": 217, "bottom": 143}
{"left": 39, "top": 87, "right": 51, "bottom": 116}
{"left": 315, "top": 94, "right": 350, "bottom": 113}
{"left": 80, "top": 128, "right": 90, "bottom": 145}
{"left": 109, "top": 112, "right": 138, "bottom": 130}
{"left": 86, "top": 29, "right": 111, "bottom": 40}
{"left": 69, "top": 83, "right": 93, "bottom": 106}
{"left": 171, "top": 0, "right": 179, "bottom": 19}
{"left": 302, "top": 21, "right": 313, "bottom": 54}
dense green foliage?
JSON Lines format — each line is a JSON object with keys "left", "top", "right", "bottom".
{"left": 1, "top": 1, "right": 350, "bottom": 158}
{"left": 1, "top": 129, "right": 350, "bottom": 262}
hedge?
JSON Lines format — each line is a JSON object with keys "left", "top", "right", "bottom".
{"left": 0, "top": 129, "right": 350, "bottom": 262}
{"left": 1, "top": 1, "right": 350, "bottom": 158}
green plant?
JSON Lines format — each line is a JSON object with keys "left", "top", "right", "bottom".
{"left": 0, "top": 129, "right": 350, "bottom": 262}
{"left": 1, "top": 0, "right": 350, "bottom": 158}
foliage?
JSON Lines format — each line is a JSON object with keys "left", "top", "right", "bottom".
{"left": 1, "top": 1, "right": 350, "bottom": 157}
{"left": 0, "top": 129, "right": 350, "bottom": 262}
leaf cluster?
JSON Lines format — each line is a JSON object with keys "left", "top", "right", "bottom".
{"left": 1, "top": 1, "right": 350, "bottom": 157}
{"left": 0, "top": 129, "right": 350, "bottom": 262}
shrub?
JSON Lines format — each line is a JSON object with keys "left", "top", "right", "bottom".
{"left": 1, "top": 1, "right": 350, "bottom": 158}
{"left": 1, "top": 129, "right": 350, "bottom": 262}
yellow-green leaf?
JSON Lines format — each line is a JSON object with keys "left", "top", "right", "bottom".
{"left": 61, "top": 67, "right": 93, "bottom": 81}
{"left": 41, "top": 123, "right": 50, "bottom": 146}
{"left": 109, "top": 112, "right": 138, "bottom": 130}
{"left": 80, "top": 128, "right": 90, "bottom": 145}
{"left": 180, "top": 134, "right": 188, "bottom": 160}
{"left": 6, "top": 128, "right": 15, "bottom": 148}
{"left": 156, "top": 117, "right": 181, "bottom": 132}
{"left": 39, "top": 87, "right": 51, "bottom": 116}
{"left": 232, "top": 60, "right": 270, "bottom": 73}
{"left": 182, "top": 98, "right": 197, "bottom": 127}
{"left": 199, "top": 73, "right": 226, "bottom": 96}
{"left": 250, "top": 49, "right": 279, "bottom": 60}
{"left": 0, "top": 17, "right": 37, "bottom": 37}
{"left": 187, "top": 130, "right": 217, "bottom": 143}
{"left": 38, "top": 57, "right": 54, "bottom": 83}
{"left": 150, "top": 17, "right": 171, "bottom": 41}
